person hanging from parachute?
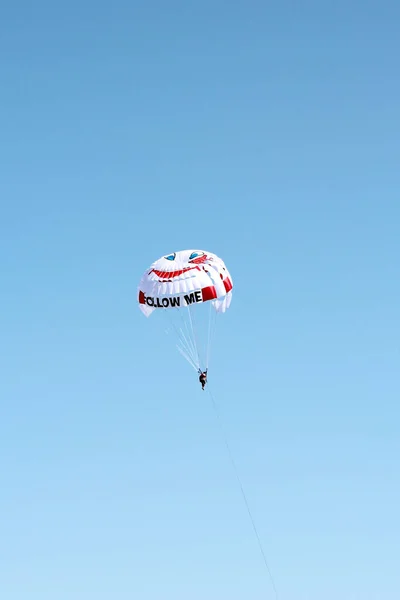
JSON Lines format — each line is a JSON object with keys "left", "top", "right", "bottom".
{"left": 198, "top": 369, "right": 208, "bottom": 390}
{"left": 137, "top": 249, "right": 233, "bottom": 385}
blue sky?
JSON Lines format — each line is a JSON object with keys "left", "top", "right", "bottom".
{"left": 1, "top": 1, "right": 399, "bottom": 598}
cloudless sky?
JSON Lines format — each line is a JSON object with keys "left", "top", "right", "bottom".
{"left": 1, "top": 1, "right": 399, "bottom": 599}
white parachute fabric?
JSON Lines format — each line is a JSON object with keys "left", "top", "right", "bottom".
{"left": 137, "top": 249, "right": 233, "bottom": 371}
{"left": 137, "top": 249, "right": 233, "bottom": 316}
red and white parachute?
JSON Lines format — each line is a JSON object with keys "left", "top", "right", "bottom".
{"left": 137, "top": 249, "right": 233, "bottom": 372}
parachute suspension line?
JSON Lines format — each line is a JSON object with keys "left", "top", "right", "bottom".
{"left": 206, "top": 301, "right": 213, "bottom": 369}
{"left": 176, "top": 344, "right": 198, "bottom": 372}
{"left": 163, "top": 309, "right": 198, "bottom": 372}
{"left": 176, "top": 316, "right": 196, "bottom": 363}
{"left": 206, "top": 386, "right": 279, "bottom": 600}
{"left": 206, "top": 301, "right": 217, "bottom": 370}
{"left": 187, "top": 304, "right": 201, "bottom": 370}
{"left": 177, "top": 327, "right": 198, "bottom": 371}
{"left": 178, "top": 308, "right": 199, "bottom": 370}
{"left": 176, "top": 322, "right": 199, "bottom": 371}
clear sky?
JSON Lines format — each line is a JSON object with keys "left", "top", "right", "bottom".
{"left": 1, "top": 1, "right": 399, "bottom": 599}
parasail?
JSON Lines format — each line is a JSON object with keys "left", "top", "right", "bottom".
{"left": 137, "top": 249, "right": 233, "bottom": 373}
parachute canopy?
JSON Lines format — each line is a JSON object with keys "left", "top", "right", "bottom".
{"left": 137, "top": 249, "right": 233, "bottom": 372}
{"left": 137, "top": 249, "right": 233, "bottom": 317}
